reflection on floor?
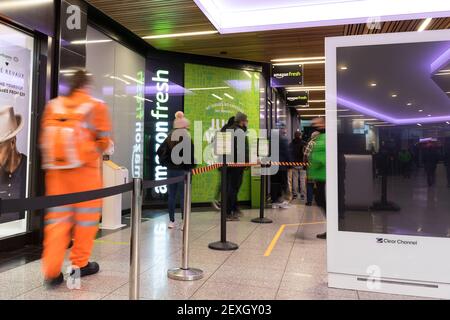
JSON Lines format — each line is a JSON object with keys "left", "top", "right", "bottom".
{"left": 340, "top": 164, "right": 450, "bottom": 237}
{"left": 0, "top": 202, "right": 434, "bottom": 300}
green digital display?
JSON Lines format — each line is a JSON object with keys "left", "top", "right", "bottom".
{"left": 184, "top": 63, "right": 260, "bottom": 203}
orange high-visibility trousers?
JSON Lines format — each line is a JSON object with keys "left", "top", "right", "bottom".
{"left": 42, "top": 165, "right": 102, "bottom": 279}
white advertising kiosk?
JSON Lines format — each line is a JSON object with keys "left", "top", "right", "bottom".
{"left": 326, "top": 29, "right": 450, "bottom": 299}
{"left": 101, "top": 160, "right": 129, "bottom": 230}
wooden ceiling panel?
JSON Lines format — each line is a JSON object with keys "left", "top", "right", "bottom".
{"left": 87, "top": 0, "right": 449, "bottom": 90}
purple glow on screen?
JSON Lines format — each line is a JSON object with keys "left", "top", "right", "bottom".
{"left": 430, "top": 47, "right": 450, "bottom": 74}
{"left": 337, "top": 96, "right": 450, "bottom": 125}
{"left": 144, "top": 84, "right": 186, "bottom": 95}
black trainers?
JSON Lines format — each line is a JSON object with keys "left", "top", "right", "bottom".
{"left": 316, "top": 232, "right": 327, "bottom": 239}
{"left": 71, "top": 262, "right": 100, "bottom": 277}
{"left": 44, "top": 272, "right": 64, "bottom": 289}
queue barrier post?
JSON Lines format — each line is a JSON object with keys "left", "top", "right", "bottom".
{"left": 252, "top": 163, "right": 272, "bottom": 224}
{"left": 168, "top": 172, "right": 204, "bottom": 281}
{"left": 208, "top": 158, "right": 239, "bottom": 251}
{"left": 129, "top": 177, "right": 143, "bottom": 300}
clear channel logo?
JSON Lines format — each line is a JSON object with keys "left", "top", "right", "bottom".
{"left": 376, "top": 237, "right": 417, "bottom": 245}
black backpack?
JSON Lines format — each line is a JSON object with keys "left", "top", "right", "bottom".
{"left": 156, "top": 137, "right": 173, "bottom": 167}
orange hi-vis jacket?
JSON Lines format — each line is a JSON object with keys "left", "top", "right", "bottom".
{"left": 40, "top": 89, "right": 112, "bottom": 169}
{"left": 40, "top": 89, "right": 113, "bottom": 279}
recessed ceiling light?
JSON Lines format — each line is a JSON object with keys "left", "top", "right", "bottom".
{"left": 417, "top": 123, "right": 422, "bottom": 126}
{"left": 286, "top": 86, "right": 325, "bottom": 92}
{"left": 370, "top": 82, "right": 377, "bottom": 87}
{"left": 272, "top": 61, "right": 324, "bottom": 66}
{"left": 143, "top": 30, "right": 218, "bottom": 39}
{"left": 427, "top": 114, "right": 432, "bottom": 117}
{"left": 418, "top": 109, "right": 423, "bottom": 112}
{"left": 391, "top": 94, "right": 397, "bottom": 98}
{"left": 71, "top": 39, "right": 113, "bottom": 45}
{"left": 417, "top": 18, "right": 432, "bottom": 32}
{"left": 271, "top": 56, "right": 325, "bottom": 62}
{"left": 340, "top": 66, "right": 348, "bottom": 70}
{"left": 243, "top": 70, "right": 252, "bottom": 78}
{"left": 435, "top": 71, "right": 450, "bottom": 76}
{"left": 446, "top": 121, "right": 450, "bottom": 125}
{"left": 295, "top": 108, "right": 325, "bottom": 111}
{"left": 406, "top": 102, "right": 412, "bottom": 106}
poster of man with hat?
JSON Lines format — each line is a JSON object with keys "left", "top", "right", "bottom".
{"left": 0, "top": 106, "right": 27, "bottom": 224}
{"left": 0, "top": 26, "right": 33, "bottom": 226}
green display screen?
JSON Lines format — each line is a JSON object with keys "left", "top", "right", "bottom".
{"left": 184, "top": 63, "right": 260, "bottom": 203}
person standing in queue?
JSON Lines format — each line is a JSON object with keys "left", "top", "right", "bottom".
{"left": 303, "top": 131, "right": 320, "bottom": 206}
{"left": 271, "top": 122, "right": 292, "bottom": 209}
{"left": 290, "top": 131, "right": 306, "bottom": 201}
{"left": 226, "top": 112, "right": 249, "bottom": 221}
{"left": 163, "top": 111, "right": 195, "bottom": 229}
{"left": 307, "top": 117, "right": 326, "bottom": 239}
{"left": 40, "top": 70, "right": 113, "bottom": 288}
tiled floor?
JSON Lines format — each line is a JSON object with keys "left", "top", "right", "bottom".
{"left": 0, "top": 202, "right": 433, "bottom": 300}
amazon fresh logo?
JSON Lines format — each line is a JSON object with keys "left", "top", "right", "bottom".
{"left": 376, "top": 238, "right": 383, "bottom": 243}
{"left": 287, "top": 96, "right": 307, "bottom": 102}
{"left": 273, "top": 71, "right": 302, "bottom": 79}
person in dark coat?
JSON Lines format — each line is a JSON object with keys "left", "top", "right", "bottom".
{"left": 290, "top": 131, "right": 306, "bottom": 200}
{"left": 226, "top": 112, "right": 249, "bottom": 221}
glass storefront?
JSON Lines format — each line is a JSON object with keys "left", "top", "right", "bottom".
{"left": 85, "top": 25, "right": 145, "bottom": 209}
{"left": 0, "top": 23, "right": 34, "bottom": 239}
{"left": 183, "top": 63, "right": 260, "bottom": 203}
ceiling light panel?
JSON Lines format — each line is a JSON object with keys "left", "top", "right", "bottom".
{"left": 194, "top": 0, "right": 450, "bottom": 34}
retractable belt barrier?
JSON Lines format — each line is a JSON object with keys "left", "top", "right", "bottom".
{"left": 0, "top": 162, "right": 306, "bottom": 300}
{"left": 0, "top": 176, "right": 185, "bottom": 215}
{"left": 191, "top": 161, "right": 308, "bottom": 174}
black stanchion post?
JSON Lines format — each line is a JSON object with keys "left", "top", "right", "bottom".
{"left": 208, "top": 155, "right": 238, "bottom": 251}
{"left": 252, "top": 163, "right": 272, "bottom": 224}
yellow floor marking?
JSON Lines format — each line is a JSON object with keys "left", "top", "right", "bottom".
{"left": 284, "top": 221, "right": 326, "bottom": 227}
{"left": 94, "top": 240, "right": 129, "bottom": 245}
{"left": 264, "top": 221, "right": 326, "bottom": 257}
{"left": 264, "top": 225, "right": 286, "bottom": 257}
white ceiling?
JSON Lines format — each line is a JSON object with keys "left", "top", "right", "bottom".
{"left": 194, "top": 0, "right": 450, "bottom": 33}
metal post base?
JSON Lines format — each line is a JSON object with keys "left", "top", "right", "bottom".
{"left": 167, "top": 268, "right": 204, "bottom": 281}
{"left": 208, "top": 241, "right": 239, "bottom": 251}
{"left": 251, "top": 217, "right": 273, "bottom": 224}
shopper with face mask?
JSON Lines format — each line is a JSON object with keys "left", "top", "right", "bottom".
{"left": 307, "top": 117, "right": 326, "bottom": 239}
{"left": 226, "top": 112, "right": 249, "bottom": 221}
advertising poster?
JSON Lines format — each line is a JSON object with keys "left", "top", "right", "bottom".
{"left": 0, "top": 24, "right": 33, "bottom": 225}
{"left": 184, "top": 63, "right": 260, "bottom": 203}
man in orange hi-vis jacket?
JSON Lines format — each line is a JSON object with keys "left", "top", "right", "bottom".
{"left": 40, "top": 70, "right": 113, "bottom": 288}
